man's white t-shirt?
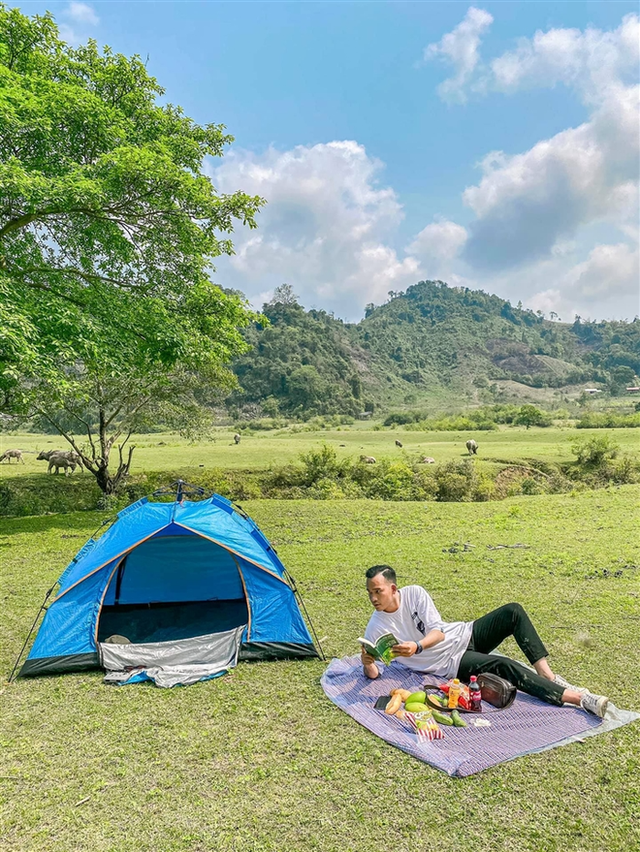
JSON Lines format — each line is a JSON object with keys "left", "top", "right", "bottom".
{"left": 364, "top": 585, "right": 473, "bottom": 679}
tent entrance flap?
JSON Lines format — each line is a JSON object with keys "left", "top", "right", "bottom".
{"left": 97, "top": 532, "right": 249, "bottom": 645}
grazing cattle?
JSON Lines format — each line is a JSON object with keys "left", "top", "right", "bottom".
{"left": 233, "top": 433, "right": 241, "bottom": 445}
{"left": 359, "top": 455, "right": 376, "bottom": 464}
{"left": 466, "top": 439, "right": 479, "bottom": 455}
{"left": 43, "top": 451, "right": 78, "bottom": 475}
{"left": 395, "top": 440, "right": 403, "bottom": 448}
{"left": 0, "top": 449, "right": 24, "bottom": 463}
{"left": 421, "top": 456, "right": 436, "bottom": 464}
{"left": 37, "top": 449, "right": 83, "bottom": 469}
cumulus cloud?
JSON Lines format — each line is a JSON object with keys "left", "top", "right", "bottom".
{"left": 59, "top": 2, "right": 99, "bottom": 45}
{"left": 424, "top": 7, "right": 493, "bottom": 103}
{"left": 210, "top": 141, "right": 423, "bottom": 319}
{"left": 491, "top": 13, "right": 640, "bottom": 105}
{"left": 405, "top": 220, "right": 468, "bottom": 281}
{"left": 461, "top": 83, "right": 639, "bottom": 270}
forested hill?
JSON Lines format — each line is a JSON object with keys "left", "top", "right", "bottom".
{"left": 226, "top": 281, "right": 640, "bottom": 416}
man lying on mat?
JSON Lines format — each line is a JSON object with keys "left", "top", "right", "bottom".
{"left": 361, "top": 564, "right": 609, "bottom": 718}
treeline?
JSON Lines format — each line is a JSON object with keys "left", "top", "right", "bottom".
{"left": 384, "top": 404, "right": 554, "bottom": 430}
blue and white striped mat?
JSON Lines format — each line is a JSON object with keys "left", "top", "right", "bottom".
{"left": 321, "top": 655, "right": 637, "bottom": 777}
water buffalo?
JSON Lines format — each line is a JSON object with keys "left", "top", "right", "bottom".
{"left": 233, "top": 433, "right": 241, "bottom": 445}
{"left": 0, "top": 449, "right": 24, "bottom": 463}
{"left": 37, "top": 449, "right": 80, "bottom": 475}
{"left": 395, "top": 440, "right": 403, "bottom": 448}
{"left": 37, "top": 449, "right": 83, "bottom": 471}
{"left": 466, "top": 439, "right": 479, "bottom": 455}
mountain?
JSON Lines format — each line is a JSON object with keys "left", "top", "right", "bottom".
{"left": 226, "top": 281, "right": 640, "bottom": 416}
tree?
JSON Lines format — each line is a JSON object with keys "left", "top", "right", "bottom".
{"left": 515, "top": 404, "right": 551, "bottom": 429}
{"left": 268, "top": 284, "right": 298, "bottom": 306}
{"left": 0, "top": 5, "right": 264, "bottom": 493}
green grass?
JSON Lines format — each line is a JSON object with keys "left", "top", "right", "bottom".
{"left": 2, "top": 424, "right": 639, "bottom": 478}
{"left": 1, "top": 487, "right": 639, "bottom": 851}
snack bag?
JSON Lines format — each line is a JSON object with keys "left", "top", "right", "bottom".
{"left": 404, "top": 711, "right": 444, "bottom": 742}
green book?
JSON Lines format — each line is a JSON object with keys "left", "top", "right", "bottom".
{"left": 358, "top": 632, "right": 398, "bottom": 665}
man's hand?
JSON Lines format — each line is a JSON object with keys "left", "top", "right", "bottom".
{"left": 361, "top": 646, "right": 379, "bottom": 679}
{"left": 392, "top": 641, "right": 418, "bottom": 657}
{"left": 361, "top": 647, "right": 376, "bottom": 666}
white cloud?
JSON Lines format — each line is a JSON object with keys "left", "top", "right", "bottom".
{"left": 67, "top": 2, "right": 99, "bottom": 25}
{"left": 414, "top": 10, "right": 640, "bottom": 320}
{"left": 566, "top": 242, "right": 639, "bottom": 304}
{"left": 59, "top": 2, "right": 99, "bottom": 45}
{"left": 461, "top": 83, "right": 639, "bottom": 270}
{"left": 210, "top": 141, "right": 423, "bottom": 320}
{"left": 405, "top": 220, "right": 468, "bottom": 281}
{"left": 424, "top": 7, "right": 493, "bottom": 103}
{"left": 491, "top": 13, "right": 640, "bottom": 105}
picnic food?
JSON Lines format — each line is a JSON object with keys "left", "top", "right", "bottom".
{"left": 426, "top": 693, "right": 447, "bottom": 709}
{"left": 405, "top": 701, "right": 430, "bottom": 713}
{"left": 451, "top": 709, "right": 467, "bottom": 728}
{"left": 385, "top": 693, "right": 404, "bottom": 715}
{"left": 432, "top": 709, "right": 454, "bottom": 726}
{"left": 391, "top": 689, "right": 412, "bottom": 701}
{"left": 406, "top": 691, "right": 426, "bottom": 705}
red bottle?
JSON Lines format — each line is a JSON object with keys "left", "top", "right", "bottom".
{"left": 469, "top": 675, "right": 482, "bottom": 712}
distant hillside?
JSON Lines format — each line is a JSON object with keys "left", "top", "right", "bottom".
{"left": 227, "top": 281, "right": 640, "bottom": 416}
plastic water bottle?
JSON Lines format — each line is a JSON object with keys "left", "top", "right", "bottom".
{"left": 469, "top": 675, "right": 482, "bottom": 712}
{"left": 448, "top": 678, "right": 462, "bottom": 709}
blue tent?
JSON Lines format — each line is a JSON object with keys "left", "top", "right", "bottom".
{"left": 20, "top": 493, "right": 320, "bottom": 677}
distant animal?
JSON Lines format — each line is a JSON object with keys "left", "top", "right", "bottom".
{"left": 233, "top": 433, "right": 241, "bottom": 445}
{"left": 360, "top": 455, "right": 376, "bottom": 464}
{"left": 339, "top": 444, "right": 346, "bottom": 447}
{"left": 466, "top": 439, "right": 479, "bottom": 455}
{"left": 38, "top": 450, "right": 79, "bottom": 475}
{"left": 421, "top": 457, "right": 436, "bottom": 464}
{"left": 37, "top": 449, "right": 83, "bottom": 470}
{"left": 395, "top": 440, "right": 403, "bottom": 448}
{"left": 0, "top": 449, "right": 24, "bottom": 464}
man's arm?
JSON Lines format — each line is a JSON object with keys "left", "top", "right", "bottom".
{"left": 361, "top": 647, "right": 380, "bottom": 679}
{"left": 393, "top": 628, "right": 445, "bottom": 657}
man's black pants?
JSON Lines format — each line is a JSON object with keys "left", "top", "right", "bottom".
{"left": 456, "top": 603, "right": 566, "bottom": 706}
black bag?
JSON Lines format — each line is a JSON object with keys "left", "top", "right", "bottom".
{"left": 477, "top": 672, "right": 517, "bottom": 709}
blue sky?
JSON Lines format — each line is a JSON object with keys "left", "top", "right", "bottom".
{"left": 17, "top": 1, "right": 640, "bottom": 321}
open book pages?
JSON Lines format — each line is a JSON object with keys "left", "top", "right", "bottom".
{"left": 357, "top": 632, "right": 398, "bottom": 665}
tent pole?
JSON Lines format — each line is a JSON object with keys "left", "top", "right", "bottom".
{"left": 7, "top": 584, "right": 56, "bottom": 683}
{"left": 285, "top": 571, "right": 326, "bottom": 661}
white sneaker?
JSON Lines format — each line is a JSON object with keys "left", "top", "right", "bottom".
{"left": 554, "top": 674, "right": 589, "bottom": 695}
{"left": 580, "top": 692, "right": 609, "bottom": 718}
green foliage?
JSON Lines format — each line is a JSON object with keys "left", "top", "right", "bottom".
{"left": 514, "top": 404, "right": 552, "bottom": 428}
{"left": 577, "top": 411, "right": 640, "bottom": 428}
{"left": 229, "top": 280, "right": 640, "bottom": 416}
{"left": 572, "top": 435, "right": 620, "bottom": 466}
{"left": 0, "top": 5, "right": 263, "bottom": 492}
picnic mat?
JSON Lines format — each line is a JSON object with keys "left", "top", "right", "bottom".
{"left": 321, "top": 656, "right": 639, "bottom": 777}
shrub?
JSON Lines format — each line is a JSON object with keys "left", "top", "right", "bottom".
{"left": 572, "top": 435, "right": 620, "bottom": 466}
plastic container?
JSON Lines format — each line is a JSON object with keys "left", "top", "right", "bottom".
{"left": 448, "top": 677, "right": 462, "bottom": 709}
{"left": 469, "top": 675, "right": 482, "bottom": 712}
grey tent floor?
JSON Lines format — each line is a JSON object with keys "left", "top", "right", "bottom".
{"left": 98, "top": 599, "right": 249, "bottom": 645}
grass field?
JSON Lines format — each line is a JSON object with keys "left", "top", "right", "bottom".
{"left": 1, "top": 486, "right": 639, "bottom": 851}
{"left": 2, "top": 425, "right": 639, "bottom": 477}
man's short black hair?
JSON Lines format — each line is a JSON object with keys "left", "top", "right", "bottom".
{"left": 365, "top": 564, "right": 397, "bottom": 584}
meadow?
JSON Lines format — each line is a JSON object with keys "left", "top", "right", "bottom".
{"left": 2, "top": 423, "right": 640, "bottom": 475}
{"left": 1, "top": 479, "right": 639, "bottom": 851}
